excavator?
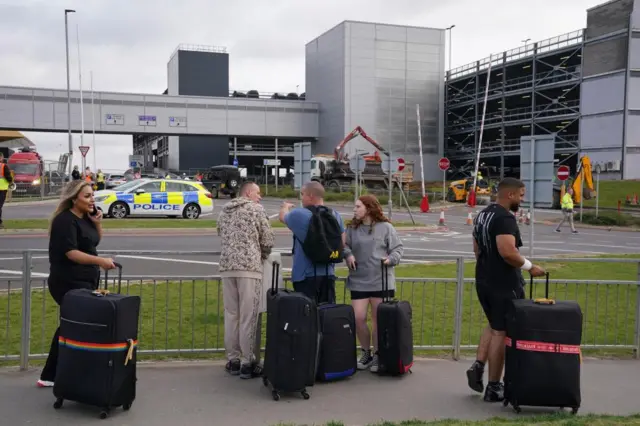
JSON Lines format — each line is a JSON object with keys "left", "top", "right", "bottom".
{"left": 552, "top": 155, "right": 596, "bottom": 209}
{"left": 310, "top": 126, "right": 413, "bottom": 189}
{"left": 334, "top": 126, "right": 388, "bottom": 163}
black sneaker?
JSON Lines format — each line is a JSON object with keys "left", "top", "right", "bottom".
{"left": 240, "top": 362, "right": 262, "bottom": 379}
{"left": 466, "top": 361, "right": 484, "bottom": 393}
{"left": 357, "top": 349, "right": 374, "bottom": 370}
{"left": 225, "top": 359, "right": 241, "bottom": 376}
{"left": 483, "top": 382, "right": 505, "bottom": 402}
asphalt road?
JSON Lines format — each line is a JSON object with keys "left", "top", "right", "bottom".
{"left": 2, "top": 209, "right": 640, "bottom": 281}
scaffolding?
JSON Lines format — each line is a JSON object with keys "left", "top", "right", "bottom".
{"left": 444, "top": 30, "right": 584, "bottom": 178}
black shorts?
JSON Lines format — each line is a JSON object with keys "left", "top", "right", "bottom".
{"left": 476, "top": 285, "right": 525, "bottom": 332}
{"left": 293, "top": 275, "right": 336, "bottom": 304}
{"left": 350, "top": 290, "right": 395, "bottom": 300}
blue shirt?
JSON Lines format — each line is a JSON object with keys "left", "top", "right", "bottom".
{"left": 284, "top": 207, "right": 345, "bottom": 283}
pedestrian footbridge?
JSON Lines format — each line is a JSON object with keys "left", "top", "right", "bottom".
{"left": 0, "top": 85, "right": 319, "bottom": 138}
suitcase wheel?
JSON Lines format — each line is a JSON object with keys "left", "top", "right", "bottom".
{"left": 513, "top": 405, "right": 521, "bottom": 414}
{"left": 571, "top": 407, "right": 579, "bottom": 415}
{"left": 271, "top": 390, "right": 280, "bottom": 401}
{"left": 502, "top": 399, "right": 509, "bottom": 407}
{"left": 262, "top": 377, "right": 269, "bottom": 388}
{"left": 123, "top": 401, "right": 133, "bottom": 411}
{"left": 99, "top": 408, "right": 110, "bottom": 419}
{"left": 301, "top": 390, "right": 310, "bottom": 400}
{"left": 53, "top": 398, "right": 63, "bottom": 409}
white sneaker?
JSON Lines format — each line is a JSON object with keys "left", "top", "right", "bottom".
{"left": 356, "top": 349, "right": 373, "bottom": 370}
{"left": 37, "top": 379, "right": 54, "bottom": 388}
{"left": 369, "top": 353, "right": 379, "bottom": 373}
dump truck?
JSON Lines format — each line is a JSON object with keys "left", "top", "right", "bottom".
{"left": 309, "top": 126, "right": 414, "bottom": 190}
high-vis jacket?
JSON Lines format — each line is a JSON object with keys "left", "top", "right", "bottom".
{"left": 0, "top": 163, "right": 10, "bottom": 191}
{"left": 561, "top": 192, "right": 574, "bottom": 210}
{"left": 97, "top": 172, "right": 105, "bottom": 183}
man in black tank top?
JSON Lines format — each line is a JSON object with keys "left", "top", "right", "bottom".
{"left": 465, "top": 178, "right": 546, "bottom": 402}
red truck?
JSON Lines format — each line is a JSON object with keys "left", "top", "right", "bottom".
{"left": 8, "top": 148, "right": 44, "bottom": 195}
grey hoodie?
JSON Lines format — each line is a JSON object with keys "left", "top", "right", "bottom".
{"left": 343, "top": 221, "right": 403, "bottom": 292}
{"left": 217, "top": 197, "right": 275, "bottom": 279}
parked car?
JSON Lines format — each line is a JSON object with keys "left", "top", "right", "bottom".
{"left": 106, "top": 173, "right": 126, "bottom": 189}
{"left": 202, "top": 165, "right": 242, "bottom": 198}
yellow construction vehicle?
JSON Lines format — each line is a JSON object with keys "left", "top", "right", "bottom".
{"left": 446, "top": 172, "right": 491, "bottom": 202}
{"left": 552, "top": 155, "right": 596, "bottom": 208}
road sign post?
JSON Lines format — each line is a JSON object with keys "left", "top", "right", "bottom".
{"left": 438, "top": 157, "right": 450, "bottom": 202}
{"left": 79, "top": 146, "right": 90, "bottom": 175}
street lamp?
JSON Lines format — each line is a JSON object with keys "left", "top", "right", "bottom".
{"left": 522, "top": 38, "right": 531, "bottom": 47}
{"left": 65, "top": 9, "right": 76, "bottom": 178}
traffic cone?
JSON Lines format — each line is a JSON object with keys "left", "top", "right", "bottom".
{"left": 438, "top": 209, "right": 446, "bottom": 226}
{"left": 466, "top": 211, "right": 473, "bottom": 225}
{"left": 525, "top": 210, "right": 531, "bottom": 225}
{"left": 420, "top": 194, "right": 430, "bottom": 213}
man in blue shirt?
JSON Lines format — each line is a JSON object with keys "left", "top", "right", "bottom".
{"left": 279, "top": 181, "right": 346, "bottom": 304}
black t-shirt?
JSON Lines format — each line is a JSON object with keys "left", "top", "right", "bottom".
{"left": 473, "top": 203, "right": 525, "bottom": 293}
{"left": 48, "top": 210, "right": 101, "bottom": 304}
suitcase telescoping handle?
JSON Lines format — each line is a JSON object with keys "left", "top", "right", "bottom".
{"left": 529, "top": 272, "right": 550, "bottom": 300}
{"left": 380, "top": 259, "right": 390, "bottom": 302}
{"left": 271, "top": 260, "right": 280, "bottom": 295}
{"left": 104, "top": 262, "right": 123, "bottom": 294}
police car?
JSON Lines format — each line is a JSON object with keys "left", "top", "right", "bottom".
{"left": 94, "top": 178, "right": 214, "bottom": 219}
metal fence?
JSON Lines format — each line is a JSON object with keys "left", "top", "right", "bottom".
{"left": 1, "top": 250, "right": 639, "bottom": 371}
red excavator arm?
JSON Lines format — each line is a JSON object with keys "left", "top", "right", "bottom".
{"left": 334, "top": 126, "right": 390, "bottom": 162}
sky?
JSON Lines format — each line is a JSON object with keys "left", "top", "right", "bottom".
{"left": 1, "top": 0, "right": 603, "bottom": 172}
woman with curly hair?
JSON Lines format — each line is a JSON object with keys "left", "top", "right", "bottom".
{"left": 343, "top": 194, "right": 403, "bottom": 373}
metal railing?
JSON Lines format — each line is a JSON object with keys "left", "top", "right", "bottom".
{"left": 1, "top": 251, "right": 639, "bottom": 371}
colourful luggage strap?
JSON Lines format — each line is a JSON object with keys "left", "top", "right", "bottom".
{"left": 58, "top": 336, "right": 138, "bottom": 365}
{"left": 505, "top": 337, "right": 582, "bottom": 363}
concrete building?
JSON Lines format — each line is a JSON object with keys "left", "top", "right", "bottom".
{"left": 445, "top": 0, "right": 640, "bottom": 180}
{"left": 306, "top": 21, "right": 446, "bottom": 181}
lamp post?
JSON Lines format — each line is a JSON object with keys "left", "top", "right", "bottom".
{"left": 65, "top": 9, "right": 76, "bottom": 178}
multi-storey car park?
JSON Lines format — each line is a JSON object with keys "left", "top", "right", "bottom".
{"left": 445, "top": 31, "right": 583, "bottom": 180}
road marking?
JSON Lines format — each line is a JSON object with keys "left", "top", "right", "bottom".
{"left": 116, "top": 255, "right": 219, "bottom": 266}
{"left": 0, "top": 269, "right": 49, "bottom": 277}
{"left": 268, "top": 213, "right": 280, "bottom": 219}
{"left": 526, "top": 247, "right": 607, "bottom": 254}
{"left": 403, "top": 247, "right": 473, "bottom": 255}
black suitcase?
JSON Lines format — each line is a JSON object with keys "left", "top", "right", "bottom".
{"left": 262, "top": 261, "right": 319, "bottom": 401}
{"left": 316, "top": 303, "right": 357, "bottom": 382}
{"left": 53, "top": 264, "right": 140, "bottom": 419}
{"left": 376, "top": 261, "right": 413, "bottom": 376}
{"left": 503, "top": 273, "right": 582, "bottom": 414}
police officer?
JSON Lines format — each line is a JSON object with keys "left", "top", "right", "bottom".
{"left": 0, "top": 152, "right": 15, "bottom": 229}
{"left": 71, "top": 166, "right": 81, "bottom": 181}
{"left": 96, "top": 169, "right": 105, "bottom": 190}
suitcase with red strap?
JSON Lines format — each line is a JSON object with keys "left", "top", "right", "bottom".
{"left": 503, "top": 273, "right": 582, "bottom": 414}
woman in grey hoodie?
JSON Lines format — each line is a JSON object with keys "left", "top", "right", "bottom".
{"left": 343, "top": 195, "right": 404, "bottom": 373}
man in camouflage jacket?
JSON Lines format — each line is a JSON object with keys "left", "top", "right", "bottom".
{"left": 217, "top": 181, "right": 275, "bottom": 378}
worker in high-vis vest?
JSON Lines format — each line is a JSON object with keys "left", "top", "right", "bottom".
{"left": 0, "top": 152, "right": 15, "bottom": 229}
{"left": 555, "top": 187, "right": 578, "bottom": 234}
{"left": 96, "top": 169, "right": 105, "bottom": 190}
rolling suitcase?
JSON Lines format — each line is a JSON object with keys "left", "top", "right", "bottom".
{"left": 376, "top": 260, "right": 413, "bottom": 376}
{"left": 53, "top": 263, "right": 140, "bottom": 419}
{"left": 316, "top": 303, "right": 357, "bottom": 382}
{"left": 503, "top": 273, "right": 582, "bottom": 414}
{"left": 262, "top": 261, "right": 319, "bottom": 401}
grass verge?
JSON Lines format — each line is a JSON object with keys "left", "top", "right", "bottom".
{"left": 1, "top": 256, "right": 638, "bottom": 363}
{"left": 582, "top": 180, "right": 640, "bottom": 210}
{"left": 0, "top": 218, "right": 425, "bottom": 230}
{"left": 275, "top": 413, "right": 640, "bottom": 425}
{"left": 577, "top": 212, "right": 640, "bottom": 228}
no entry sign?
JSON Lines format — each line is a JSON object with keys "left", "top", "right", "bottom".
{"left": 438, "top": 157, "right": 450, "bottom": 171}
{"left": 557, "top": 165, "right": 570, "bottom": 181}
